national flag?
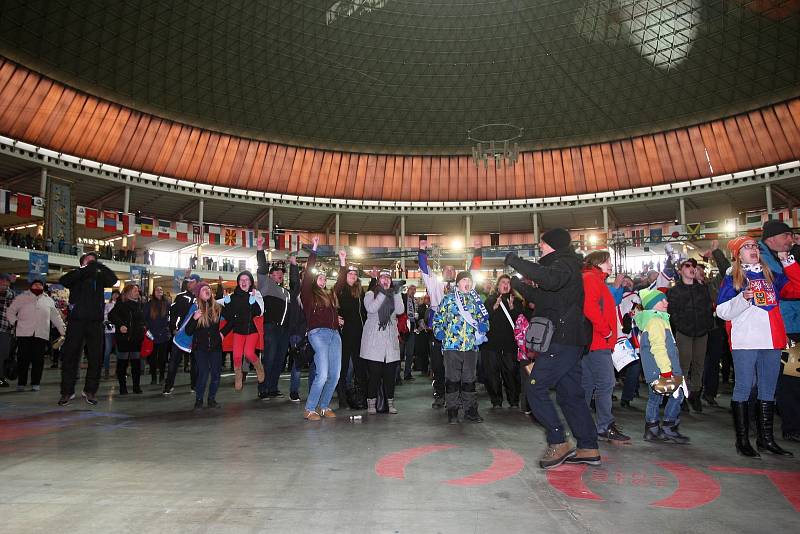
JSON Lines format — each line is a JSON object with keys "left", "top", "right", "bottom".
{"left": 119, "top": 213, "right": 135, "bottom": 234}
{"left": 158, "top": 220, "right": 171, "bottom": 239}
{"left": 16, "top": 193, "right": 32, "bottom": 217}
{"left": 138, "top": 216, "right": 153, "bottom": 237}
{"left": 649, "top": 228, "right": 662, "bottom": 244}
{"left": 103, "top": 210, "right": 117, "bottom": 232}
{"left": 224, "top": 228, "right": 238, "bottom": 247}
{"left": 0, "top": 190, "right": 10, "bottom": 214}
{"left": 207, "top": 225, "right": 221, "bottom": 245}
{"left": 85, "top": 208, "right": 99, "bottom": 229}
{"left": 686, "top": 223, "right": 701, "bottom": 240}
{"left": 192, "top": 225, "right": 202, "bottom": 244}
{"left": 667, "top": 225, "right": 684, "bottom": 239}
{"left": 76, "top": 206, "right": 86, "bottom": 225}
{"left": 176, "top": 222, "right": 189, "bottom": 242}
{"left": 240, "top": 229, "right": 255, "bottom": 248}
{"left": 276, "top": 233, "right": 288, "bottom": 250}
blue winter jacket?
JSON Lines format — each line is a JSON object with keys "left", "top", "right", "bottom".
{"left": 759, "top": 240, "right": 800, "bottom": 335}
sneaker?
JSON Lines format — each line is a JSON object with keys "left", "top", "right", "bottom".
{"left": 304, "top": 409, "right": 321, "bottom": 421}
{"left": 564, "top": 449, "right": 602, "bottom": 466}
{"left": 162, "top": 386, "right": 175, "bottom": 396}
{"left": 258, "top": 391, "right": 270, "bottom": 401}
{"left": 320, "top": 408, "right": 337, "bottom": 418}
{"left": 193, "top": 399, "right": 203, "bottom": 410}
{"left": 539, "top": 442, "right": 577, "bottom": 470}
{"left": 207, "top": 399, "right": 221, "bottom": 409}
{"left": 82, "top": 391, "right": 98, "bottom": 406}
{"left": 57, "top": 393, "right": 75, "bottom": 406}
{"left": 31, "top": 385, "right": 41, "bottom": 392}
{"left": 703, "top": 394, "right": 719, "bottom": 407}
{"left": 289, "top": 391, "right": 301, "bottom": 402}
{"left": 0, "top": 378, "right": 9, "bottom": 387}
{"left": 268, "top": 391, "right": 285, "bottom": 399}
{"left": 598, "top": 422, "right": 631, "bottom": 442}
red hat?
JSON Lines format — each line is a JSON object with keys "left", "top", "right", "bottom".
{"left": 727, "top": 236, "right": 756, "bottom": 259}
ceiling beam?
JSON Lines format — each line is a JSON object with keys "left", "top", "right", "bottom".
{"left": 252, "top": 208, "right": 273, "bottom": 228}
{"left": 321, "top": 213, "right": 337, "bottom": 233}
{"left": 86, "top": 186, "right": 127, "bottom": 211}
{"left": 1, "top": 168, "right": 41, "bottom": 190}
{"left": 171, "top": 198, "right": 201, "bottom": 221}
{"left": 772, "top": 184, "right": 800, "bottom": 207}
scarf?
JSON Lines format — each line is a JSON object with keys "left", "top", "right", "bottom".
{"left": 376, "top": 286, "right": 396, "bottom": 330}
{"left": 406, "top": 294, "right": 417, "bottom": 324}
{"left": 634, "top": 309, "right": 671, "bottom": 332}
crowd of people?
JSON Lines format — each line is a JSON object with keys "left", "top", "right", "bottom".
{"left": 1, "top": 220, "right": 799, "bottom": 470}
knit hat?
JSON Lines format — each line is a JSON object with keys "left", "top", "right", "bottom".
{"left": 727, "top": 236, "right": 756, "bottom": 259}
{"left": 639, "top": 288, "right": 666, "bottom": 310}
{"left": 0, "top": 273, "right": 12, "bottom": 282}
{"left": 79, "top": 251, "right": 98, "bottom": 264}
{"left": 187, "top": 274, "right": 202, "bottom": 283}
{"left": 269, "top": 262, "right": 286, "bottom": 274}
{"left": 455, "top": 271, "right": 472, "bottom": 284}
{"left": 378, "top": 269, "right": 392, "bottom": 280}
{"left": 192, "top": 281, "right": 210, "bottom": 297}
{"left": 541, "top": 228, "right": 572, "bottom": 251}
{"left": 762, "top": 219, "right": 792, "bottom": 240}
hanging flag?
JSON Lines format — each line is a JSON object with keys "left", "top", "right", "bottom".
{"left": 192, "top": 224, "right": 202, "bottom": 244}
{"left": 175, "top": 222, "right": 189, "bottom": 242}
{"left": 103, "top": 210, "right": 117, "bottom": 232}
{"left": 649, "top": 228, "right": 662, "bottom": 244}
{"left": 138, "top": 216, "right": 153, "bottom": 237}
{"left": 276, "top": 233, "right": 287, "bottom": 250}
{"left": 667, "top": 224, "right": 684, "bottom": 239}
{"left": 686, "top": 223, "right": 702, "bottom": 240}
{"left": 240, "top": 229, "right": 255, "bottom": 248}
{"left": 207, "top": 225, "right": 221, "bottom": 245}
{"left": 85, "top": 208, "right": 99, "bottom": 229}
{"left": 76, "top": 206, "right": 86, "bottom": 225}
{"left": 290, "top": 233, "right": 300, "bottom": 252}
{"left": 0, "top": 190, "right": 10, "bottom": 214}
{"left": 118, "top": 213, "right": 135, "bottom": 234}
{"left": 223, "top": 227, "right": 238, "bottom": 247}
{"left": 16, "top": 193, "right": 32, "bottom": 217}
{"left": 158, "top": 220, "right": 171, "bottom": 239}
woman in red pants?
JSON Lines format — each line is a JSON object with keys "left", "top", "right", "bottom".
{"left": 221, "top": 271, "right": 265, "bottom": 390}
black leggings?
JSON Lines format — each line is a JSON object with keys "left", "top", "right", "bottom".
{"left": 366, "top": 360, "right": 398, "bottom": 399}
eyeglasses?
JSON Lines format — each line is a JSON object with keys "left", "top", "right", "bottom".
{"left": 740, "top": 244, "right": 759, "bottom": 250}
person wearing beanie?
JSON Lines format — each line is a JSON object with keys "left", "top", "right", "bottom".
{"left": 635, "top": 288, "right": 689, "bottom": 444}
{"left": 184, "top": 282, "right": 224, "bottom": 409}
{"left": 504, "top": 228, "right": 600, "bottom": 469}
{"left": 758, "top": 221, "right": 800, "bottom": 443}
{"left": 221, "top": 270, "right": 265, "bottom": 391}
{"left": 432, "top": 270, "right": 490, "bottom": 424}
{"left": 6, "top": 279, "right": 66, "bottom": 392}
{"left": 717, "top": 235, "right": 800, "bottom": 457}
{"left": 57, "top": 249, "right": 118, "bottom": 406}
{"left": 163, "top": 272, "right": 202, "bottom": 395}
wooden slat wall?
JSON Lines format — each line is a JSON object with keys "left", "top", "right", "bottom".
{"left": 0, "top": 56, "right": 798, "bottom": 203}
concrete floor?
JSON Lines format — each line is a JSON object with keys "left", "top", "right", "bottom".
{"left": 1, "top": 368, "right": 798, "bottom": 534}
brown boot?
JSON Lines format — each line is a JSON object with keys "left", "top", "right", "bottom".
{"left": 304, "top": 409, "right": 321, "bottom": 421}
{"left": 565, "top": 448, "right": 601, "bottom": 466}
{"left": 253, "top": 359, "right": 265, "bottom": 384}
{"left": 234, "top": 367, "right": 243, "bottom": 391}
{"left": 539, "top": 442, "right": 576, "bottom": 469}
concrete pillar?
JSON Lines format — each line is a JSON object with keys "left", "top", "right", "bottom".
{"left": 765, "top": 184, "right": 773, "bottom": 218}
{"left": 532, "top": 211, "right": 540, "bottom": 243}
{"left": 400, "top": 214, "right": 406, "bottom": 272}
{"left": 679, "top": 197, "right": 686, "bottom": 226}
{"left": 122, "top": 185, "right": 131, "bottom": 248}
{"left": 267, "top": 206, "right": 274, "bottom": 262}
{"left": 39, "top": 168, "right": 47, "bottom": 198}
{"left": 335, "top": 212, "right": 340, "bottom": 250}
{"left": 197, "top": 198, "right": 204, "bottom": 265}
{"left": 465, "top": 215, "right": 472, "bottom": 270}
{"left": 603, "top": 206, "right": 609, "bottom": 239}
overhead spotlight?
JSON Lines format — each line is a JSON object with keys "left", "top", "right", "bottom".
{"left": 473, "top": 272, "right": 486, "bottom": 284}
{"left": 351, "top": 247, "right": 363, "bottom": 258}
{"left": 589, "top": 235, "right": 598, "bottom": 245}
{"left": 725, "top": 222, "right": 736, "bottom": 233}
{"left": 450, "top": 238, "right": 464, "bottom": 251}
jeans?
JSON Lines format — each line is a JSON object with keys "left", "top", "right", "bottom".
{"left": 165, "top": 344, "right": 197, "bottom": 392}
{"left": 525, "top": 343, "right": 598, "bottom": 449}
{"left": 731, "top": 349, "right": 782, "bottom": 402}
{"left": 194, "top": 349, "right": 222, "bottom": 401}
{"left": 305, "top": 328, "right": 342, "bottom": 411}
{"left": 260, "top": 323, "right": 290, "bottom": 395}
{"left": 646, "top": 388, "right": 684, "bottom": 423}
{"left": 103, "top": 333, "right": 115, "bottom": 371}
{"left": 621, "top": 360, "right": 641, "bottom": 402}
{"left": 60, "top": 319, "right": 104, "bottom": 396}
{"left": 675, "top": 332, "right": 708, "bottom": 393}
{"left": 581, "top": 349, "right": 616, "bottom": 433}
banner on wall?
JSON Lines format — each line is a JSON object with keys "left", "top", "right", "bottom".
{"left": 47, "top": 181, "right": 72, "bottom": 244}
{"left": 130, "top": 265, "right": 144, "bottom": 289}
{"left": 28, "top": 251, "right": 48, "bottom": 283}
{"left": 173, "top": 269, "right": 185, "bottom": 293}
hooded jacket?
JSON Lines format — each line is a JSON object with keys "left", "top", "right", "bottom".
{"left": 636, "top": 310, "right": 681, "bottom": 383}
{"left": 507, "top": 249, "right": 589, "bottom": 348}
{"left": 256, "top": 250, "right": 291, "bottom": 326}
{"left": 108, "top": 299, "right": 146, "bottom": 352}
{"left": 666, "top": 277, "right": 714, "bottom": 338}
{"left": 582, "top": 265, "right": 617, "bottom": 351}
{"left": 59, "top": 261, "right": 118, "bottom": 321}
{"left": 220, "top": 274, "right": 263, "bottom": 336}
{"left": 433, "top": 289, "right": 489, "bottom": 352}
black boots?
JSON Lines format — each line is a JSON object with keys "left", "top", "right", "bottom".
{"left": 644, "top": 421, "right": 666, "bottom": 441}
{"left": 463, "top": 406, "right": 483, "bottom": 423}
{"left": 117, "top": 360, "right": 129, "bottom": 395}
{"left": 688, "top": 393, "right": 702, "bottom": 413}
{"left": 732, "top": 401, "right": 759, "bottom": 457}
{"left": 661, "top": 420, "right": 690, "bottom": 444}
{"left": 755, "top": 401, "right": 793, "bottom": 457}
{"left": 447, "top": 407, "right": 459, "bottom": 424}
{"left": 131, "top": 360, "right": 142, "bottom": 394}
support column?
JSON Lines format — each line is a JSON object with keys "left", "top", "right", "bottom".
{"left": 679, "top": 197, "right": 686, "bottom": 226}
{"left": 532, "top": 211, "right": 540, "bottom": 243}
{"left": 400, "top": 214, "right": 406, "bottom": 272}
{"left": 39, "top": 168, "right": 47, "bottom": 198}
{"left": 465, "top": 215, "right": 472, "bottom": 270}
{"left": 603, "top": 206, "right": 609, "bottom": 240}
{"left": 267, "top": 206, "right": 274, "bottom": 262}
{"left": 122, "top": 185, "right": 131, "bottom": 248}
{"left": 765, "top": 184, "right": 773, "bottom": 218}
{"left": 197, "top": 198, "right": 204, "bottom": 266}
{"left": 335, "top": 212, "right": 340, "bottom": 251}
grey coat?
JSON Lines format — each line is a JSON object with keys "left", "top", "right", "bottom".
{"left": 360, "top": 289, "right": 405, "bottom": 363}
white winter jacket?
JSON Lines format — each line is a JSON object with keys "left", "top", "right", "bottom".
{"left": 7, "top": 291, "right": 66, "bottom": 340}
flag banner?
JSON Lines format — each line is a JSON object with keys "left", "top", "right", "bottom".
{"left": 686, "top": 223, "right": 702, "bottom": 240}
{"left": 138, "top": 216, "right": 153, "bottom": 237}
{"left": 85, "top": 208, "right": 99, "bottom": 229}
{"left": 192, "top": 224, "right": 202, "bottom": 244}
{"left": 28, "top": 251, "right": 48, "bottom": 283}
{"left": 649, "top": 228, "right": 662, "bottom": 244}
{"left": 241, "top": 229, "right": 255, "bottom": 248}
{"left": 158, "top": 220, "right": 171, "bottom": 239}
{"left": 176, "top": 222, "right": 189, "bottom": 242}
{"left": 276, "top": 233, "right": 287, "bottom": 250}
{"left": 207, "top": 225, "right": 221, "bottom": 245}
{"left": 76, "top": 206, "right": 86, "bottom": 225}
{"left": 103, "top": 210, "right": 117, "bottom": 232}
{"left": 16, "top": 193, "right": 32, "bottom": 217}
{"left": 0, "top": 190, "right": 10, "bottom": 214}
{"left": 667, "top": 225, "right": 684, "bottom": 238}
{"left": 224, "top": 227, "right": 238, "bottom": 247}
{"left": 119, "top": 213, "right": 135, "bottom": 234}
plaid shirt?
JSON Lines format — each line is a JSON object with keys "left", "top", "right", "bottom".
{"left": 0, "top": 288, "right": 15, "bottom": 333}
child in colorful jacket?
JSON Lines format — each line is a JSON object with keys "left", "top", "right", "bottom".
{"left": 433, "top": 271, "right": 489, "bottom": 424}
{"left": 636, "top": 289, "right": 689, "bottom": 444}
{"left": 716, "top": 236, "right": 800, "bottom": 458}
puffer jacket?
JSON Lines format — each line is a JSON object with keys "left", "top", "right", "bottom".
{"left": 7, "top": 291, "right": 65, "bottom": 340}
{"left": 108, "top": 299, "right": 146, "bottom": 352}
{"left": 220, "top": 287, "right": 263, "bottom": 336}
{"left": 582, "top": 265, "right": 617, "bottom": 351}
{"left": 636, "top": 310, "right": 682, "bottom": 384}
{"left": 666, "top": 278, "right": 714, "bottom": 338}
{"left": 433, "top": 290, "right": 489, "bottom": 352}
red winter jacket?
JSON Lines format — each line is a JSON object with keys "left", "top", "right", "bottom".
{"left": 582, "top": 265, "right": 617, "bottom": 351}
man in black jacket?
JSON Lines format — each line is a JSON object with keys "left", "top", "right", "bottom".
{"left": 163, "top": 273, "right": 201, "bottom": 395}
{"left": 666, "top": 257, "right": 714, "bottom": 412}
{"left": 505, "top": 228, "right": 600, "bottom": 470}
{"left": 58, "top": 251, "right": 118, "bottom": 406}
{"left": 256, "top": 237, "right": 292, "bottom": 400}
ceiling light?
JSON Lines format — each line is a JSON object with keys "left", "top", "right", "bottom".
{"left": 450, "top": 238, "right": 464, "bottom": 251}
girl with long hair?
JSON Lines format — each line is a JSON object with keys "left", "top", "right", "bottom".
{"left": 717, "top": 236, "right": 800, "bottom": 457}
{"left": 221, "top": 271, "right": 265, "bottom": 391}
{"left": 482, "top": 274, "right": 525, "bottom": 409}
{"left": 185, "top": 281, "right": 223, "bottom": 409}
{"left": 108, "top": 284, "right": 146, "bottom": 395}
{"left": 299, "top": 236, "right": 343, "bottom": 420}
{"left": 144, "top": 286, "right": 171, "bottom": 385}
{"left": 334, "top": 249, "right": 367, "bottom": 409}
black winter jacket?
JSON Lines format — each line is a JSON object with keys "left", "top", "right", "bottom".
{"left": 221, "top": 287, "right": 262, "bottom": 336}
{"left": 667, "top": 279, "right": 714, "bottom": 338}
{"left": 108, "top": 299, "right": 145, "bottom": 352}
{"left": 185, "top": 315, "right": 223, "bottom": 352}
{"left": 59, "top": 261, "right": 118, "bottom": 321}
{"left": 484, "top": 293, "right": 524, "bottom": 351}
{"left": 507, "top": 249, "right": 589, "bottom": 347}
{"left": 169, "top": 291, "right": 195, "bottom": 333}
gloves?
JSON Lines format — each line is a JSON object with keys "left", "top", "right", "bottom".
{"left": 248, "top": 294, "right": 257, "bottom": 305}
{"left": 651, "top": 374, "right": 681, "bottom": 395}
{"left": 504, "top": 251, "right": 518, "bottom": 266}
{"left": 223, "top": 294, "right": 231, "bottom": 304}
